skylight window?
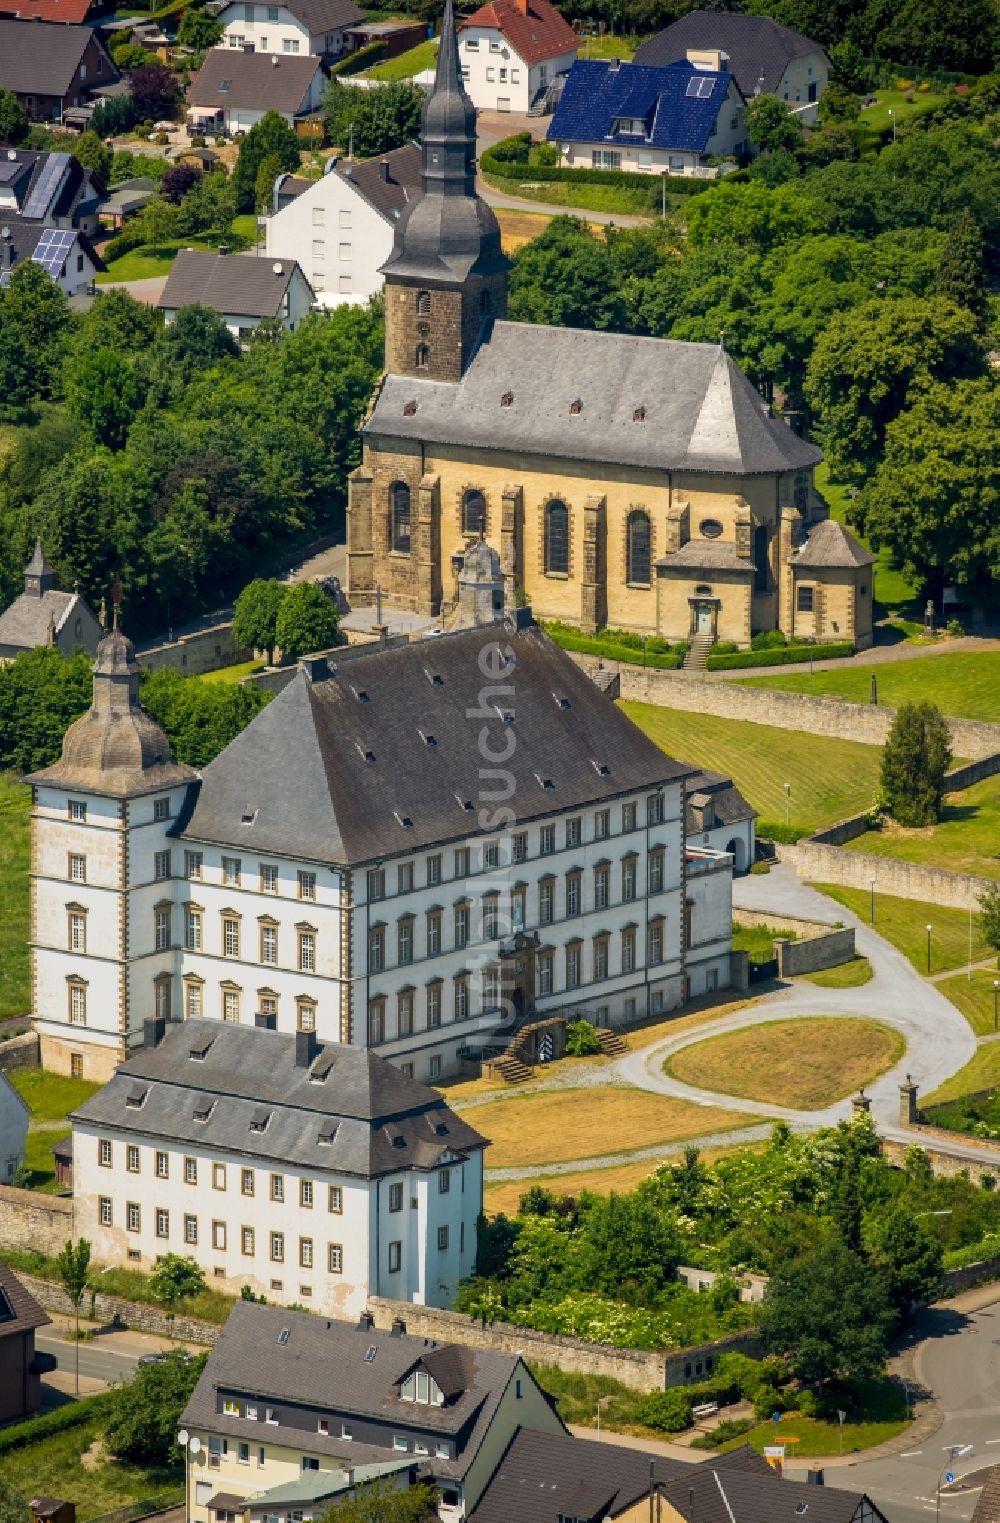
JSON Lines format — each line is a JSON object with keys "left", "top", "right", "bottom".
{"left": 193, "top": 1099, "right": 215, "bottom": 1122}
{"left": 394, "top": 812, "right": 414, "bottom": 829}
{"left": 356, "top": 743, "right": 376, "bottom": 763}
{"left": 591, "top": 760, "right": 610, "bottom": 777}
{"left": 423, "top": 668, "right": 444, "bottom": 687}
{"left": 351, "top": 687, "right": 370, "bottom": 703}
{"left": 125, "top": 1084, "right": 148, "bottom": 1109}
{"left": 240, "top": 809, "right": 257, "bottom": 825}
{"left": 219, "top": 79, "right": 231, "bottom": 91}
{"left": 553, "top": 694, "right": 571, "bottom": 710}
{"left": 419, "top": 730, "right": 437, "bottom": 747}
{"left": 686, "top": 74, "right": 715, "bottom": 98}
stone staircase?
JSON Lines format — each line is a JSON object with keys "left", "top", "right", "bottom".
{"left": 493, "top": 1052, "right": 533, "bottom": 1084}
{"left": 595, "top": 1026, "right": 627, "bottom": 1057}
{"left": 683, "top": 633, "right": 714, "bottom": 671}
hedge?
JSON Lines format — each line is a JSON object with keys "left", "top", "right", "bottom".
{"left": 706, "top": 641, "right": 855, "bottom": 670}
{"left": 544, "top": 627, "right": 684, "bottom": 669}
{"left": 330, "top": 40, "right": 385, "bottom": 75}
{"left": 755, "top": 820, "right": 809, "bottom": 843}
{"left": 481, "top": 133, "right": 718, "bottom": 199}
{"left": 0, "top": 1391, "right": 114, "bottom": 1455}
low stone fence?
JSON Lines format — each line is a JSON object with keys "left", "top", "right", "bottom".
{"left": 777, "top": 926, "right": 855, "bottom": 977}
{"left": 0, "top": 1029, "right": 39, "bottom": 1073}
{"left": 366, "top": 1295, "right": 760, "bottom": 1392}
{"left": 941, "top": 1256, "right": 1000, "bottom": 1294}
{"left": 0, "top": 1186, "right": 73, "bottom": 1256}
{"left": 781, "top": 839, "right": 994, "bottom": 911}
{"left": 882, "top": 1137, "right": 1000, "bottom": 1185}
{"left": 9, "top": 1267, "right": 222, "bottom": 1346}
{"left": 138, "top": 621, "right": 250, "bottom": 677}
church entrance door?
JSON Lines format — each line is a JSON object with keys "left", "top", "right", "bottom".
{"left": 695, "top": 602, "right": 714, "bottom": 635}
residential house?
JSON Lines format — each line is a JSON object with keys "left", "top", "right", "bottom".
{"left": 217, "top": 0, "right": 364, "bottom": 60}
{"left": 98, "top": 176, "right": 158, "bottom": 230}
{"left": 470, "top": 1427, "right": 891, "bottom": 1522}
{"left": 634, "top": 10, "right": 830, "bottom": 122}
{"left": 28, "top": 592, "right": 733, "bottom": 1083}
{"left": 0, "top": 218, "right": 101, "bottom": 293}
{"left": 0, "top": 1073, "right": 29, "bottom": 1185}
{"left": 187, "top": 47, "right": 326, "bottom": 134}
{"left": 684, "top": 770, "right": 756, "bottom": 875}
{"left": 177, "top": 1300, "right": 565, "bottom": 1522}
{"left": 0, "top": 543, "right": 103, "bottom": 660}
{"left": 0, "top": 0, "right": 113, "bottom": 23}
{"left": 159, "top": 248, "right": 315, "bottom": 338}
{"left": 71, "top": 1016, "right": 487, "bottom": 1312}
{"left": 457, "top": 0, "right": 577, "bottom": 114}
{"left": 547, "top": 57, "right": 746, "bottom": 176}
{"left": 0, "top": 1263, "right": 51, "bottom": 1425}
{"left": 266, "top": 141, "right": 422, "bottom": 305}
{"left": 0, "top": 144, "right": 105, "bottom": 238}
{"left": 0, "top": 17, "right": 118, "bottom": 121}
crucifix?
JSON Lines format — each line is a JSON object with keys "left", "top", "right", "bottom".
{"left": 112, "top": 576, "right": 122, "bottom": 629}
{"left": 374, "top": 583, "right": 384, "bottom": 626}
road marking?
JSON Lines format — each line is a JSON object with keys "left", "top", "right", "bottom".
{"left": 901, "top": 1451, "right": 924, "bottom": 1457}
{"left": 987, "top": 1439, "right": 1000, "bottom": 1445}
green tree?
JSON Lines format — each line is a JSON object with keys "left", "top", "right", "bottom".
{"left": 74, "top": 288, "right": 162, "bottom": 355}
{"left": 1, "top": 259, "right": 73, "bottom": 399}
{"left": 177, "top": 170, "right": 237, "bottom": 237}
{"left": 232, "top": 578, "right": 288, "bottom": 664}
{"left": 0, "top": 1477, "right": 30, "bottom": 1523}
{"left": 255, "top": 151, "right": 286, "bottom": 214}
{"left": 154, "top": 303, "right": 239, "bottom": 384}
{"left": 745, "top": 94, "right": 802, "bottom": 155}
{"left": 72, "top": 129, "right": 112, "bottom": 183}
{"left": 866, "top": 1207, "right": 943, "bottom": 1314}
{"left": 103, "top": 1350, "right": 207, "bottom": 1466}
{"left": 232, "top": 110, "right": 301, "bottom": 213}
{"left": 177, "top": 6, "right": 223, "bottom": 47}
{"left": 977, "top": 884, "right": 1000, "bottom": 966}
{"left": 150, "top": 1253, "right": 206, "bottom": 1308}
{"left": 804, "top": 296, "right": 986, "bottom": 483}
{"left": 322, "top": 78, "right": 424, "bottom": 159}
{"left": 140, "top": 667, "right": 272, "bottom": 767}
{"left": 853, "top": 380, "right": 999, "bottom": 601}
{"left": 760, "top": 1237, "right": 894, "bottom": 1386}
{"left": 0, "top": 311, "right": 34, "bottom": 419}
{"left": 65, "top": 349, "right": 142, "bottom": 450}
{"left": 817, "top": 80, "right": 860, "bottom": 124}
{"left": 880, "top": 701, "right": 952, "bottom": 827}
{"left": 320, "top": 1480, "right": 439, "bottom": 1523}
{"left": 55, "top": 1237, "right": 91, "bottom": 1393}
{"left": 112, "top": 41, "right": 149, "bottom": 70}
{"left": 274, "top": 581, "right": 339, "bottom": 660}
{"left": 0, "top": 88, "right": 26, "bottom": 145}
{"left": 509, "top": 217, "right": 627, "bottom": 332}
{"left": 0, "top": 648, "right": 94, "bottom": 773}
{"left": 936, "top": 209, "right": 987, "bottom": 320}
{"left": 140, "top": 195, "right": 183, "bottom": 250}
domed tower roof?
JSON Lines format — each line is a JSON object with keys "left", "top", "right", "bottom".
{"left": 29, "top": 619, "right": 196, "bottom": 798}
{"left": 381, "top": 0, "right": 509, "bottom": 284}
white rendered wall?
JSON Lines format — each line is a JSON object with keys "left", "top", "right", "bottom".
{"left": 219, "top": 3, "right": 349, "bottom": 57}
{"left": 459, "top": 27, "right": 576, "bottom": 112}
{"left": 265, "top": 172, "right": 394, "bottom": 303}
{"left": 0, "top": 1080, "right": 28, "bottom": 1183}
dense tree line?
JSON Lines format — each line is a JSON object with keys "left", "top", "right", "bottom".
{"left": 0, "top": 276, "right": 383, "bottom": 639}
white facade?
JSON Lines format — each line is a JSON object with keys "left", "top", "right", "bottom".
{"left": 557, "top": 77, "right": 745, "bottom": 176}
{"left": 72, "top": 1116, "right": 480, "bottom": 1315}
{"left": 219, "top": 1, "right": 349, "bottom": 59}
{"left": 458, "top": 25, "right": 576, "bottom": 113}
{"left": 682, "top": 850, "right": 734, "bottom": 998}
{"left": 775, "top": 47, "right": 828, "bottom": 114}
{"left": 0, "top": 1076, "right": 29, "bottom": 1185}
{"left": 160, "top": 265, "right": 315, "bottom": 339}
{"left": 265, "top": 168, "right": 394, "bottom": 306}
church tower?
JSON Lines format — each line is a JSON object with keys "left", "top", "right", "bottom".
{"left": 381, "top": 0, "right": 510, "bottom": 382}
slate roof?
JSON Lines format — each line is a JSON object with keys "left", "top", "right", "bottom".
{"left": 0, "top": 22, "right": 108, "bottom": 99}
{"left": 368, "top": 326, "right": 822, "bottom": 478}
{"left": 460, "top": 0, "right": 577, "bottom": 65}
{"left": 336, "top": 141, "right": 422, "bottom": 222}
{"left": 972, "top": 1466, "right": 1000, "bottom": 1523}
{"left": 0, "top": 586, "right": 77, "bottom": 651}
{"left": 633, "top": 9, "right": 828, "bottom": 98}
{"left": 548, "top": 57, "right": 738, "bottom": 154}
{"left": 470, "top": 1427, "right": 884, "bottom": 1523}
{"left": 70, "top": 1019, "right": 486, "bottom": 1178}
{"left": 179, "top": 619, "right": 691, "bottom": 864}
{"left": 0, "top": 1262, "right": 51, "bottom": 1341}
{"left": 188, "top": 48, "right": 323, "bottom": 114}
{"left": 791, "top": 518, "right": 876, "bottom": 570}
{"left": 220, "top": 0, "right": 363, "bottom": 35}
{"left": 159, "top": 249, "right": 309, "bottom": 319}
{"left": 657, "top": 539, "right": 754, "bottom": 572}
{"left": 684, "top": 769, "right": 756, "bottom": 830}
{"left": 181, "top": 1300, "right": 530, "bottom": 1482}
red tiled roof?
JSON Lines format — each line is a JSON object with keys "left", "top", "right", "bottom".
{"left": 460, "top": 0, "right": 577, "bottom": 65}
{"left": 0, "top": 0, "right": 95, "bottom": 23}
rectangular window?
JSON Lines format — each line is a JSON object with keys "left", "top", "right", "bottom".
{"left": 220, "top": 856, "right": 240, "bottom": 887}
{"left": 312, "top": 239, "right": 325, "bottom": 259}
{"left": 296, "top": 999, "right": 316, "bottom": 1032}
{"left": 512, "top": 832, "right": 527, "bottom": 864}
{"left": 338, "top": 207, "right": 351, "bottom": 227}
{"left": 242, "top": 1226, "right": 255, "bottom": 1256}
{"left": 454, "top": 903, "right": 469, "bottom": 949}
{"left": 430, "top": 1055, "right": 441, "bottom": 1079}
{"left": 69, "top": 853, "right": 86, "bottom": 882}
{"left": 649, "top": 850, "right": 664, "bottom": 895}
{"left": 482, "top": 895, "right": 499, "bottom": 940}
{"left": 592, "top": 149, "right": 622, "bottom": 170}
{"left": 213, "top": 1162, "right": 226, "bottom": 1190}
{"left": 99, "top": 1138, "right": 112, "bottom": 1168}
{"left": 566, "top": 816, "right": 581, "bottom": 848}
{"left": 595, "top": 808, "right": 610, "bottom": 840}
{"left": 184, "top": 1214, "right": 198, "bottom": 1245}
{"left": 185, "top": 851, "right": 203, "bottom": 880}
{"left": 593, "top": 935, "right": 609, "bottom": 981}
{"left": 298, "top": 871, "right": 316, "bottom": 901}
{"left": 368, "top": 998, "right": 385, "bottom": 1044}
{"left": 368, "top": 926, "right": 385, "bottom": 972}
{"left": 69, "top": 911, "right": 86, "bottom": 952}
{"left": 537, "top": 950, "right": 553, "bottom": 996}
{"left": 483, "top": 841, "right": 499, "bottom": 871}
{"left": 438, "top": 1167, "right": 450, "bottom": 1194}
{"left": 328, "top": 1184, "right": 343, "bottom": 1214}
{"left": 241, "top": 1167, "right": 254, "bottom": 1196}
{"left": 329, "top": 1243, "right": 343, "bottom": 1273}
{"left": 260, "top": 923, "right": 278, "bottom": 964}
{"left": 282, "top": 36, "right": 300, "bottom": 52}
{"left": 222, "top": 988, "right": 241, "bottom": 1023}
{"left": 397, "top": 862, "right": 413, "bottom": 893}
{"left": 389, "top": 1181, "right": 403, "bottom": 1212}
{"left": 184, "top": 1156, "right": 198, "bottom": 1185}
{"left": 647, "top": 793, "right": 664, "bottom": 826}
{"left": 398, "top": 990, "right": 413, "bottom": 1037}
{"left": 465, "top": 35, "right": 479, "bottom": 48}
{"left": 299, "top": 1237, "right": 313, "bottom": 1269}
{"left": 499, "top": 66, "right": 507, "bottom": 80}
{"left": 155, "top": 1208, "right": 169, "bottom": 1239}
{"left": 368, "top": 868, "right": 385, "bottom": 901}
{"left": 99, "top": 1196, "right": 112, "bottom": 1226}
{"left": 453, "top": 975, "right": 468, "bottom": 1021}
{"left": 155, "top": 1150, "right": 169, "bottom": 1179}
{"left": 185, "top": 909, "right": 203, "bottom": 951}
{"left": 69, "top": 800, "right": 86, "bottom": 822}
{"left": 154, "top": 797, "right": 170, "bottom": 821}
{"left": 270, "top": 1231, "right": 284, "bottom": 1262}
{"left": 397, "top": 919, "right": 413, "bottom": 965}
{"left": 223, "top": 917, "right": 240, "bottom": 958}
{"left": 185, "top": 981, "right": 203, "bottom": 1019}
{"left": 69, "top": 983, "right": 87, "bottom": 1025}
{"left": 212, "top": 1220, "right": 226, "bottom": 1250}
{"left": 300, "top": 1178, "right": 313, "bottom": 1208}
{"left": 260, "top": 863, "right": 278, "bottom": 893}
{"left": 594, "top": 865, "right": 609, "bottom": 911}
{"left": 127, "top": 1143, "right": 140, "bottom": 1172}
{"left": 270, "top": 1173, "right": 284, "bottom": 1202}
{"left": 127, "top": 1201, "right": 140, "bottom": 1232}
{"left": 566, "top": 871, "right": 581, "bottom": 918}
{"left": 426, "top": 853, "right": 441, "bottom": 886}
{"left": 797, "top": 584, "right": 814, "bottom": 612}
{"left": 154, "top": 850, "right": 171, "bottom": 881}
{"left": 486, "top": 65, "right": 495, "bottom": 81}
{"left": 388, "top": 1240, "right": 401, "bottom": 1273}
{"left": 538, "top": 879, "right": 553, "bottom": 926}
{"left": 622, "top": 926, "right": 636, "bottom": 974}
{"left": 453, "top": 846, "right": 470, "bottom": 878}
{"left": 427, "top": 982, "right": 442, "bottom": 1028}
{"left": 539, "top": 824, "right": 555, "bottom": 856}
{"left": 154, "top": 906, "right": 170, "bottom": 951}
{"left": 622, "top": 856, "right": 637, "bottom": 902}
{"left": 426, "top": 911, "right": 442, "bottom": 957}
{"left": 298, "top": 930, "right": 316, "bottom": 971}
{"left": 648, "top": 919, "right": 664, "bottom": 965}
{"left": 566, "top": 942, "right": 581, "bottom": 990}
{"left": 438, "top": 1225, "right": 449, "bottom": 1250}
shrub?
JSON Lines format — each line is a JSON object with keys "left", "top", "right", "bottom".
{"left": 565, "top": 1020, "right": 601, "bottom": 1057}
{"left": 796, "top": 1387, "right": 824, "bottom": 1417}
{"left": 330, "top": 40, "right": 385, "bottom": 76}
{"left": 691, "top": 1416, "right": 755, "bottom": 1448}
{"left": 639, "top": 1388, "right": 693, "bottom": 1432}
{"left": 947, "top": 618, "right": 964, "bottom": 635}
{"left": 706, "top": 641, "right": 855, "bottom": 670}
{"left": 749, "top": 860, "right": 770, "bottom": 874}
{"left": 755, "top": 821, "right": 808, "bottom": 843}
{"left": 0, "top": 1392, "right": 113, "bottom": 1456}
{"left": 750, "top": 630, "right": 788, "bottom": 650}
{"left": 752, "top": 1383, "right": 787, "bottom": 1421}
{"left": 481, "top": 134, "right": 715, "bottom": 200}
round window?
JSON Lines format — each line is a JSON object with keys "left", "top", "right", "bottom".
{"left": 699, "top": 518, "right": 723, "bottom": 538}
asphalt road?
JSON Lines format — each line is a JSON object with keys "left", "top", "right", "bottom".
{"left": 38, "top": 1331, "right": 143, "bottom": 1387}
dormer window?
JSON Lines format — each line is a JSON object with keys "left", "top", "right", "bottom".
{"left": 633, "top": 405, "right": 646, "bottom": 422}
{"left": 400, "top": 1369, "right": 445, "bottom": 1405}
{"left": 613, "top": 116, "right": 643, "bottom": 134}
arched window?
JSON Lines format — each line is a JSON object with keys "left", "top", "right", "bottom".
{"left": 627, "top": 511, "right": 651, "bottom": 585}
{"left": 480, "top": 288, "right": 492, "bottom": 315}
{"left": 754, "top": 525, "right": 769, "bottom": 593}
{"left": 545, "top": 499, "right": 569, "bottom": 575}
{"left": 416, "top": 290, "right": 431, "bottom": 315}
{"left": 462, "top": 489, "right": 487, "bottom": 535}
{"left": 391, "top": 481, "right": 411, "bottom": 554}
{"left": 415, "top": 343, "right": 429, "bottom": 370}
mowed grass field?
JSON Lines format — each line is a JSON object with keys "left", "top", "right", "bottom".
{"left": 924, "top": 1042, "right": 1000, "bottom": 1106}
{"left": 666, "top": 1017, "right": 904, "bottom": 1109}
{"left": 468, "top": 1087, "right": 752, "bottom": 1170}
{"left": 0, "top": 773, "right": 30, "bottom": 1018}
{"left": 932, "top": 970, "right": 1000, "bottom": 1039}
{"left": 740, "top": 650, "right": 1000, "bottom": 724}
{"left": 816, "top": 885, "right": 991, "bottom": 975}
{"left": 484, "top": 1141, "right": 766, "bottom": 1216}
{"left": 622, "top": 702, "right": 882, "bottom": 831}
{"left": 844, "top": 774, "right": 1000, "bottom": 879}
{"left": 0, "top": 1417, "right": 181, "bottom": 1519}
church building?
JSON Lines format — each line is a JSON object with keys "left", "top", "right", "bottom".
{"left": 346, "top": 2, "right": 874, "bottom": 651}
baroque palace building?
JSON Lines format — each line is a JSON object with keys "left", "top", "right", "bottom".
{"left": 346, "top": 0, "right": 874, "bottom": 650}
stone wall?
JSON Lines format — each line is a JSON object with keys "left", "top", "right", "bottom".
{"left": 777, "top": 926, "right": 855, "bottom": 976}
{"left": 365, "top": 1296, "right": 760, "bottom": 1392}
{"left": 0, "top": 1185, "right": 73, "bottom": 1256}
{"left": 0, "top": 1030, "right": 39, "bottom": 1073}
{"left": 882, "top": 1138, "right": 1000, "bottom": 1185}
{"left": 9, "top": 1268, "right": 222, "bottom": 1345}
{"left": 781, "top": 839, "right": 994, "bottom": 911}
{"left": 573, "top": 658, "right": 1000, "bottom": 763}
{"left": 138, "top": 622, "right": 250, "bottom": 677}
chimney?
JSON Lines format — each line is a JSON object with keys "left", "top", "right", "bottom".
{"left": 299, "top": 655, "right": 329, "bottom": 683}
{"left": 271, "top": 53, "right": 279, "bottom": 66}
{"left": 0, "top": 227, "right": 12, "bottom": 272}
{"left": 255, "top": 1009, "right": 276, "bottom": 1030}
{"left": 378, "top": 159, "right": 390, "bottom": 181}
{"left": 807, "top": 1470, "right": 825, "bottom": 1486}
{"left": 295, "top": 1029, "right": 319, "bottom": 1068}
{"left": 217, "top": 244, "right": 229, "bottom": 256}
{"left": 358, "top": 1310, "right": 374, "bottom": 1330}
{"left": 143, "top": 1015, "right": 166, "bottom": 1050}
{"left": 390, "top": 1316, "right": 406, "bottom": 1336}
{"left": 513, "top": 0, "right": 528, "bottom": 13}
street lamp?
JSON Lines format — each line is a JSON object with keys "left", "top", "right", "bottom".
{"left": 994, "top": 980, "right": 999, "bottom": 1032}
{"left": 888, "top": 107, "right": 896, "bottom": 142}
{"left": 783, "top": 782, "right": 791, "bottom": 828}
{"left": 926, "top": 924, "right": 933, "bottom": 974}
{"left": 870, "top": 879, "right": 876, "bottom": 925}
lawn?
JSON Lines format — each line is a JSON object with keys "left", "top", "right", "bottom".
{"left": 858, "top": 85, "right": 948, "bottom": 134}
{"left": 622, "top": 702, "right": 883, "bottom": 833}
{"left": 482, "top": 171, "right": 659, "bottom": 217}
{"left": 21, "top": 1127, "right": 70, "bottom": 1192}
{"left": 0, "top": 773, "right": 30, "bottom": 1018}
{"left": 815, "top": 463, "right": 920, "bottom": 617}
{"left": 815, "top": 885, "right": 991, "bottom": 975}
{"left": 576, "top": 32, "right": 640, "bottom": 59}
{"left": 731, "top": 921, "right": 788, "bottom": 959}
{"left": 931, "top": 970, "right": 1000, "bottom": 1039}
{"left": 484, "top": 1141, "right": 765, "bottom": 1216}
{"left": 195, "top": 659, "right": 265, "bottom": 684}
{"left": 0, "top": 1416, "right": 182, "bottom": 1519}
{"left": 843, "top": 775, "right": 1000, "bottom": 880}
{"left": 923, "top": 1043, "right": 1000, "bottom": 1106}
{"left": 469, "top": 1087, "right": 752, "bottom": 1169}
{"left": 801, "top": 956, "right": 873, "bottom": 988}
{"left": 716, "top": 1409, "right": 909, "bottom": 1458}
{"left": 665, "top": 1017, "right": 904, "bottom": 1109}
{"left": 365, "top": 37, "right": 437, "bottom": 79}
{"left": 11, "top": 1070, "right": 102, "bottom": 1123}
{"left": 97, "top": 217, "right": 262, "bottom": 283}
{"left": 739, "top": 650, "right": 1000, "bottom": 724}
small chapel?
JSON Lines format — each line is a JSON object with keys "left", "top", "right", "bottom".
{"left": 346, "top": 1, "right": 874, "bottom": 651}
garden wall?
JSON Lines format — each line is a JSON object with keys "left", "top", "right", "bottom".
{"left": 781, "top": 839, "right": 994, "bottom": 911}
{"left": 0, "top": 1187, "right": 73, "bottom": 1257}
{"left": 366, "top": 1296, "right": 761, "bottom": 1392}
{"left": 8, "top": 1268, "right": 222, "bottom": 1346}
{"left": 0, "top": 1030, "right": 40, "bottom": 1073}
{"left": 571, "top": 658, "right": 1000, "bottom": 762}
{"left": 882, "top": 1138, "right": 1000, "bottom": 1185}
{"left": 138, "top": 621, "right": 250, "bottom": 677}
{"left": 776, "top": 927, "right": 855, "bottom": 977}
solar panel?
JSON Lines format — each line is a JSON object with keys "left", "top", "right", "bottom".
{"left": 32, "top": 227, "right": 75, "bottom": 277}
{"left": 685, "top": 74, "right": 715, "bottom": 98}
{"left": 0, "top": 163, "right": 22, "bottom": 184}
{"left": 22, "top": 152, "right": 71, "bottom": 221}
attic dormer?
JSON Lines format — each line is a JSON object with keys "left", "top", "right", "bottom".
{"left": 399, "top": 1362, "right": 447, "bottom": 1406}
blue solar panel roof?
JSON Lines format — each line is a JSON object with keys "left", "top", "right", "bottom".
{"left": 32, "top": 227, "right": 75, "bottom": 276}
{"left": 22, "top": 152, "right": 71, "bottom": 221}
{"left": 548, "top": 58, "right": 734, "bottom": 154}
